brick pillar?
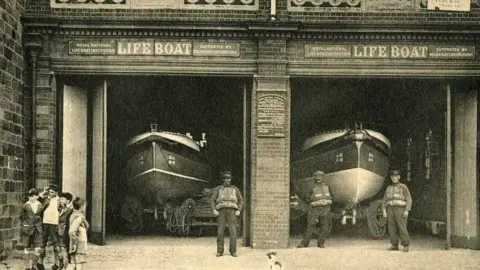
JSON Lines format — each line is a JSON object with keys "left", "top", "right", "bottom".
{"left": 250, "top": 38, "right": 290, "bottom": 249}
{"left": 24, "top": 32, "right": 56, "bottom": 190}
{"left": 0, "top": 0, "right": 26, "bottom": 257}
{"left": 34, "top": 68, "right": 57, "bottom": 190}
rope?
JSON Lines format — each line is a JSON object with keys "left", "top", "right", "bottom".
{"left": 120, "top": 197, "right": 144, "bottom": 233}
{"left": 192, "top": 196, "right": 214, "bottom": 217}
{"left": 166, "top": 206, "right": 177, "bottom": 233}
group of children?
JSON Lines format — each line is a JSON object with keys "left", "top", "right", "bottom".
{"left": 20, "top": 184, "right": 89, "bottom": 270}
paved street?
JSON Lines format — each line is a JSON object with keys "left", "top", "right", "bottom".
{"left": 2, "top": 232, "right": 479, "bottom": 270}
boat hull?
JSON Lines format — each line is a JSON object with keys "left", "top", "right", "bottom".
{"left": 292, "top": 138, "right": 389, "bottom": 205}
{"left": 125, "top": 141, "right": 211, "bottom": 206}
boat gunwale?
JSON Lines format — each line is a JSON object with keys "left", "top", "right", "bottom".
{"left": 126, "top": 131, "right": 200, "bottom": 152}
{"left": 129, "top": 168, "right": 210, "bottom": 183}
{"left": 302, "top": 129, "right": 391, "bottom": 152}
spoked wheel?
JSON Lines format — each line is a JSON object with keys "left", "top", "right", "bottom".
{"left": 120, "top": 196, "right": 144, "bottom": 233}
{"left": 180, "top": 214, "right": 204, "bottom": 237}
{"left": 181, "top": 211, "right": 193, "bottom": 236}
{"left": 366, "top": 199, "right": 387, "bottom": 239}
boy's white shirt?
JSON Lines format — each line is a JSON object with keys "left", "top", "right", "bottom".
{"left": 43, "top": 196, "right": 60, "bottom": 225}
{"left": 26, "top": 200, "right": 41, "bottom": 214}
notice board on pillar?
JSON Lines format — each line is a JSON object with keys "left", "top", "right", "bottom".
{"left": 257, "top": 94, "right": 286, "bottom": 137}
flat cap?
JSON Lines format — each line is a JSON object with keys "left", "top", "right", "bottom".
{"left": 389, "top": 169, "right": 401, "bottom": 175}
{"left": 220, "top": 171, "right": 232, "bottom": 178}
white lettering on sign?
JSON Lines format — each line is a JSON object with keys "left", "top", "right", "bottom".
{"left": 391, "top": 45, "right": 428, "bottom": 58}
{"left": 154, "top": 42, "right": 192, "bottom": 56}
{"left": 117, "top": 41, "right": 153, "bottom": 55}
{"left": 68, "top": 41, "right": 116, "bottom": 55}
{"left": 351, "top": 45, "right": 429, "bottom": 59}
{"left": 193, "top": 42, "right": 240, "bottom": 57}
{"left": 352, "top": 45, "right": 390, "bottom": 58}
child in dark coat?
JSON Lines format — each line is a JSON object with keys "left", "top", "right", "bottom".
{"left": 58, "top": 192, "right": 73, "bottom": 269}
{"left": 20, "top": 188, "right": 44, "bottom": 270}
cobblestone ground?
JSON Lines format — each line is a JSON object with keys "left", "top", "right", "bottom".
{"left": 2, "top": 233, "right": 479, "bottom": 270}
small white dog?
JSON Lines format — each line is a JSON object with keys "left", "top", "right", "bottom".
{"left": 266, "top": 251, "right": 283, "bottom": 270}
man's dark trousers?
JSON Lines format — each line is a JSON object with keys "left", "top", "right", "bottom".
{"left": 217, "top": 208, "right": 237, "bottom": 254}
{"left": 387, "top": 206, "right": 410, "bottom": 246}
{"left": 300, "top": 205, "right": 331, "bottom": 246}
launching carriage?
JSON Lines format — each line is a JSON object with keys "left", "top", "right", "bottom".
{"left": 120, "top": 124, "right": 240, "bottom": 236}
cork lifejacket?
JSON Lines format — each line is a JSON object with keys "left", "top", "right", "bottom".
{"left": 309, "top": 184, "right": 332, "bottom": 207}
{"left": 385, "top": 185, "right": 407, "bottom": 207}
{"left": 215, "top": 186, "right": 239, "bottom": 210}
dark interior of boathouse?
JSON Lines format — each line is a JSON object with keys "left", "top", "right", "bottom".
{"left": 289, "top": 78, "right": 456, "bottom": 237}
{"left": 61, "top": 75, "right": 475, "bottom": 239}
{"left": 104, "top": 76, "right": 247, "bottom": 234}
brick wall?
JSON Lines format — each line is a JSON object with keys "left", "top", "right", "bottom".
{"left": 0, "top": 0, "right": 26, "bottom": 258}
{"left": 25, "top": 0, "right": 267, "bottom": 21}
{"left": 25, "top": 0, "right": 480, "bottom": 26}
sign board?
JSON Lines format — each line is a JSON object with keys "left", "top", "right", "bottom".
{"left": 427, "top": 0, "right": 470, "bottom": 11}
{"left": 257, "top": 95, "right": 286, "bottom": 138}
{"left": 193, "top": 43, "right": 240, "bottom": 57}
{"left": 429, "top": 45, "right": 475, "bottom": 59}
{"left": 69, "top": 41, "right": 116, "bottom": 55}
{"left": 68, "top": 40, "right": 239, "bottom": 57}
{"left": 306, "top": 44, "right": 475, "bottom": 60}
{"left": 305, "top": 45, "right": 351, "bottom": 58}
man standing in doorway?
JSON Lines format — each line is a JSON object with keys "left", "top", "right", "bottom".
{"left": 211, "top": 171, "right": 243, "bottom": 257}
{"left": 382, "top": 169, "right": 412, "bottom": 252}
{"left": 298, "top": 170, "right": 333, "bottom": 248}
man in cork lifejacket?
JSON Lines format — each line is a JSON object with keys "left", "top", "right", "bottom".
{"left": 382, "top": 169, "right": 412, "bottom": 252}
{"left": 211, "top": 171, "right": 243, "bottom": 257}
{"left": 298, "top": 170, "right": 333, "bottom": 248}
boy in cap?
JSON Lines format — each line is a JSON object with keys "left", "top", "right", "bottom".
{"left": 20, "top": 188, "right": 44, "bottom": 270}
{"left": 211, "top": 171, "right": 243, "bottom": 257}
{"left": 382, "top": 169, "right": 412, "bottom": 252}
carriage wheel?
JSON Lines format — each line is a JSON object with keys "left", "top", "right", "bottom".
{"left": 366, "top": 199, "right": 387, "bottom": 239}
{"left": 120, "top": 196, "right": 144, "bottom": 233}
{"left": 183, "top": 215, "right": 203, "bottom": 237}
{"left": 181, "top": 211, "right": 193, "bottom": 236}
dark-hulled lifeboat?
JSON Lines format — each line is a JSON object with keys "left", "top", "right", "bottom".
{"left": 291, "top": 123, "right": 391, "bottom": 237}
{"left": 120, "top": 124, "right": 211, "bottom": 232}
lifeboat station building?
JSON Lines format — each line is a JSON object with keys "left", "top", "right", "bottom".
{"left": 1, "top": 0, "right": 480, "bottom": 255}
